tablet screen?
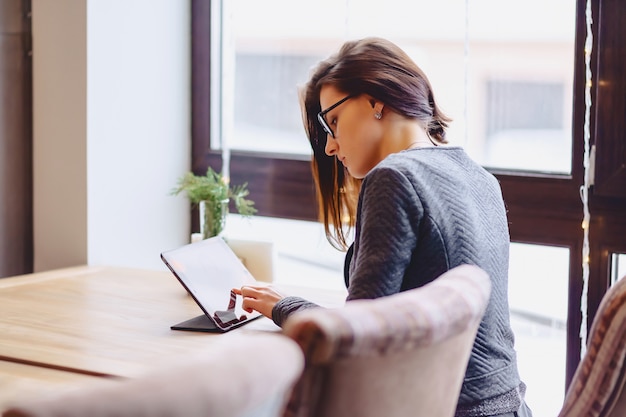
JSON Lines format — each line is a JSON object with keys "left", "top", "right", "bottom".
{"left": 161, "top": 237, "right": 262, "bottom": 331}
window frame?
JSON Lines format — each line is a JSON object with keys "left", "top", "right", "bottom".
{"left": 191, "top": 0, "right": 626, "bottom": 390}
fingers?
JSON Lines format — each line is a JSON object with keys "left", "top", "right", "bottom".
{"left": 241, "top": 297, "right": 259, "bottom": 314}
{"left": 232, "top": 284, "right": 265, "bottom": 294}
{"left": 231, "top": 287, "right": 250, "bottom": 312}
{"left": 234, "top": 284, "right": 284, "bottom": 319}
{"left": 239, "top": 287, "right": 265, "bottom": 314}
{"left": 231, "top": 286, "right": 259, "bottom": 313}
{"left": 239, "top": 286, "right": 265, "bottom": 298}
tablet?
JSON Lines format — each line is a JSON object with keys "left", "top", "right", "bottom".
{"left": 160, "top": 237, "right": 262, "bottom": 332}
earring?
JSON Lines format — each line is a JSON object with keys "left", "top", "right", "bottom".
{"left": 374, "top": 112, "right": 382, "bottom": 120}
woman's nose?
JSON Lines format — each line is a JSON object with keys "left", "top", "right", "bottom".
{"left": 325, "top": 136, "right": 338, "bottom": 156}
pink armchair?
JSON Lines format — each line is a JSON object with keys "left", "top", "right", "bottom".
{"left": 281, "top": 264, "right": 492, "bottom": 417}
{"left": 2, "top": 332, "right": 304, "bottom": 417}
{"left": 558, "top": 274, "right": 626, "bottom": 417}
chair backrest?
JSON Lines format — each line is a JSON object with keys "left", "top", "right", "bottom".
{"left": 559, "top": 274, "right": 626, "bottom": 417}
{"left": 281, "top": 264, "right": 491, "bottom": 417}
{"left": 2, "top": 332, "right": 304, "bottom": 417}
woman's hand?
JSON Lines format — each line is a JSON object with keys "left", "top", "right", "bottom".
{"left": 232, "top": 284, "right": 285, "bottom": 319}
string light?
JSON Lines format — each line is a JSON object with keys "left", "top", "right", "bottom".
{"left": 579, "top": 0, "right": 593, "bottom": 358}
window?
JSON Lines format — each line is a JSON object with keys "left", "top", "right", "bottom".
{"left": 212, "top": 0, "right": 576, "bottom": 171}
{"left": 192, "top": 0, "right": 626, "bottom": 399}
{"left": 485, "top": 80, "right": 570, "bottom": 173}
{"left": 611, "top": 253, "right": 626, "bottom": 285}
{"left": 509, "top": 243, "right": 569, "bottom": 416}
{"left": 232, "top": 53, "right": 320, "bottom": 154}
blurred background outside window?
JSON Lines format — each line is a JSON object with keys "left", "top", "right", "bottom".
{"left": 215, "top": 0, "right": 575, "bottom": 174}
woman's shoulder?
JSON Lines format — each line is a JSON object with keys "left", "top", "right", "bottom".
{"left": 371, "top": 146, "right": 498, "bottom": 190}
{"left": 373, "top": 146, "right": 468, "bottom": 174}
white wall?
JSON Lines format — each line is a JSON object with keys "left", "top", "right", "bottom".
{"left": 32, "top": 0, "right": 191, "bottom": 272}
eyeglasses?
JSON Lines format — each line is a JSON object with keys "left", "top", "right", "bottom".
{"left": 317, "top": 94, "right": 355, "bottom": 138}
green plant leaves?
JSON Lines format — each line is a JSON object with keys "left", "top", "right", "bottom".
{"left": 171, "top": 167, "right": 257, "bottom": 217}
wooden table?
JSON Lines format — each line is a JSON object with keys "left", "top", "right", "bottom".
{"left": 0, "top": 265, "right": 346, "bottom": 410}
{"left": 0, "top": 360, "right": 117, "bottom": 408}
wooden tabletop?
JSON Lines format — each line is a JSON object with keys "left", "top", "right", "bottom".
{"left": 0, "top": 265, "right": 345, "bottom": 379}
{"left": 0, "top": 360, "right": 119, "bottom": 409}
{"left": 0, "top": 264, "right": 346, "bottom": 410}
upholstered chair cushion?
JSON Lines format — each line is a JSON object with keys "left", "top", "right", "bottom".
{"left": 2, "top": 332, "right": 304, "bottom": 417}
{"left": 282, "top": 264, "right": 491, "bottom": 417}
{"left": 559, "top": 274, "right": 626, "bottom": 417}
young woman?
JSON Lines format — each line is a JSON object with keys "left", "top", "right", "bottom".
{"left": 234, "top": 37, "right": 532, "bottom": 417}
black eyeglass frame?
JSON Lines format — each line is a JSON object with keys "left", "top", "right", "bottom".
{"left": 317, "top": 94, "right": 356, "bottom": 138}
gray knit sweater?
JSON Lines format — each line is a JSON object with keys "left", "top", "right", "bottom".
{"left": 272, "top": 147, "right": 525, "bottom": 416}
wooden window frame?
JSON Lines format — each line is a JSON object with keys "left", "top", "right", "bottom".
{"left": 191, "top": 0, "right": 626, "bottom": 390}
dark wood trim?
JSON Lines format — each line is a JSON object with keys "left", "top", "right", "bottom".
{"left": 206, "top": 152, "right": 317, "bottom": 222}
{"left": 0, "top": 0, "right": 32, "bottom": 278}
{"left": 593, "top": 0, "right": 626, "bottom": 197}
{"left": 191, "top": 0, "right": 212, "bottom": 175}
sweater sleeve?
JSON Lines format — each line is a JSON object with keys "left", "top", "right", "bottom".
{"left": 271, "top": 296, "right": 320, "bottom": 327}
{"left": 347, "top": 166, "right": 421, "bottom": 300}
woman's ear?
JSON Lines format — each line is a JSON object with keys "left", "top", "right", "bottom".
{"left": 368, "top": 97, "right": 384, "bottom": 111}
{"left": 368, "top": 97, "right": 385, "bottom": 118}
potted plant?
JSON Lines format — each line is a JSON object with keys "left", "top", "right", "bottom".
{"left": 171, "top": 167, "right": 256, "bottom": 239}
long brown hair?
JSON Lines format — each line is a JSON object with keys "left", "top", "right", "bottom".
{"left": 301, "top": 37, "right": 451, "bottom": 250}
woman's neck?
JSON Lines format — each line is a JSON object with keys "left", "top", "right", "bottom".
{"left": 385, "top": 119, "right": 434, "bottom": 154}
